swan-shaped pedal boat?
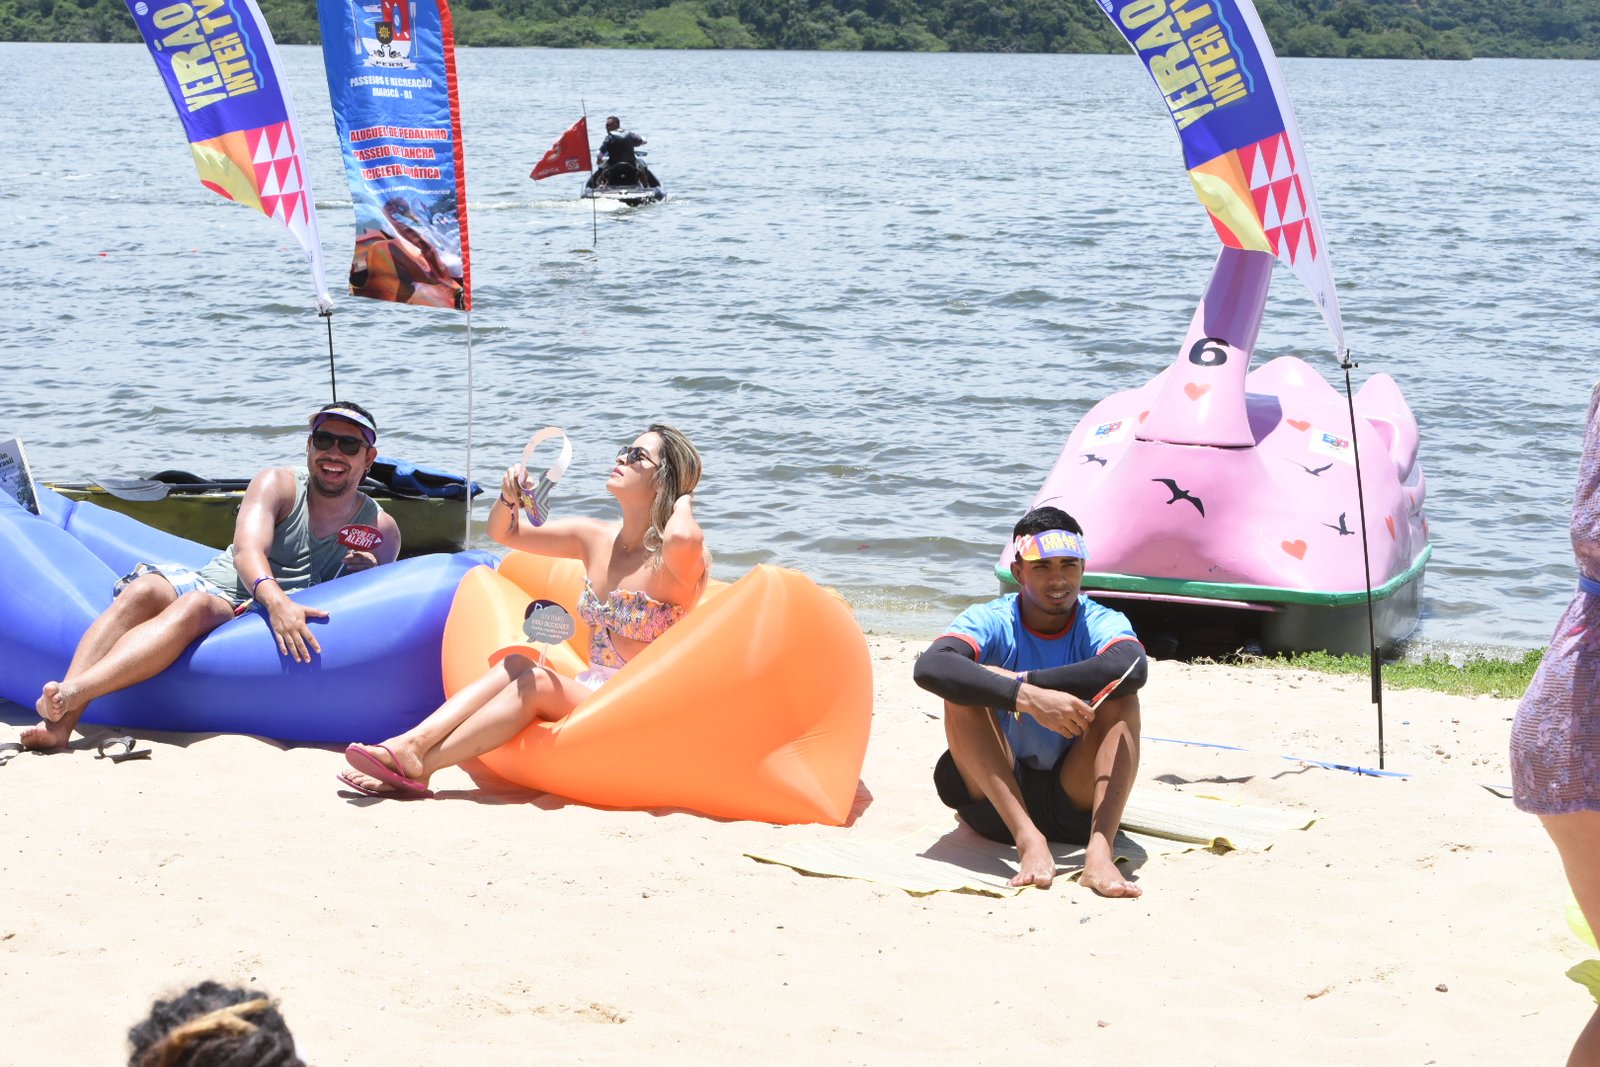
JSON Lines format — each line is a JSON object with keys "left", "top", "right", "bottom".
{"left": 1000, "top": 247, "right": 1430, "bottom": 656}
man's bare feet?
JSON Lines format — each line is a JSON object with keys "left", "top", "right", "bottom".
{"left": 1080, "top": 854, "right": 1142, "bottom": 898}
{"left": 1010, "top": 835, "right": 1057, "bottom": 889}
{"left": 20, "top": 718, "right": 73, "bottom": 750}
{"left": 36, "top": 681, "right": 78, "bottom": 723}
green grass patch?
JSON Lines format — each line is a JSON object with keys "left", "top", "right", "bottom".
{"left": 1231, "top": 648, "right": 1545, "bottom": 699}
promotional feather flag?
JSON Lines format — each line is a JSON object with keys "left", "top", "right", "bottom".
{"left": 317, "top": 0, "right": 471, "bottom": 311}
{"left": 530, "top": 117, "right": 591, "bottom": 181}
{"left": 1096, "top": 0, "right": 1346, "bottom": 354}
{"left": 124, "top": 0, "right": 333, "bottom": 310}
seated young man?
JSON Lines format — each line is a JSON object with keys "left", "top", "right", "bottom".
{"left": 23, "top": 402, "right": 402, "bottom": 749}
{"left": 913, "top": 506, "right": 1147, "bottom": 896}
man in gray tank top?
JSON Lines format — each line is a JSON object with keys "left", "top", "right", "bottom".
{"left": 22, "top": 402, "right": 403, "bottom": 750}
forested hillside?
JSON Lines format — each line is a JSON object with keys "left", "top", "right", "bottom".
{"left": 4, "top": 0, "right": 1597, "bottom": 59}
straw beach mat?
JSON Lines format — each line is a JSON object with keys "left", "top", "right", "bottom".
{"left": 747, "top": 792, "right": 1317, "bottom": 897}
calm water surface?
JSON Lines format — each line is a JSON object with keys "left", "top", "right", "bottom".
{"left": 2, "top": 46, "right": 1596, "bottom": 654}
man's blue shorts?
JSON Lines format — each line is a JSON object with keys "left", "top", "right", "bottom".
{"left": 934, "top": 748, "right": 1092, "bottom": 846}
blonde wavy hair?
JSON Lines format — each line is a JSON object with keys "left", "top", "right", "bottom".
{"left": 641, "top": 423, "right": 703, "bottom": 564}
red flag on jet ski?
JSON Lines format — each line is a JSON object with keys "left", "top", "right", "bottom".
{"left": 530, "top": 117, "right": 591, "bottom": 180}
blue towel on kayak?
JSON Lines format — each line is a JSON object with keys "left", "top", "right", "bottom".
{"left": 370, "top": 457, "right": 482, "bottom": 501}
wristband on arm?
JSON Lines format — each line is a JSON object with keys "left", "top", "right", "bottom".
{"left": 251, "top": 575, "right": 279, "bottom": 597}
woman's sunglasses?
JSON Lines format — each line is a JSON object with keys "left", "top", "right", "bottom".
{"left": 616, "top": 445, "right": 659, "bottom": 468}
{"left": 309, "top": 430, "right": 368, "bottom": 457}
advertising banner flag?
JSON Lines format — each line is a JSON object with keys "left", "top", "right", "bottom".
{"left": 1096, "top": 0, "right": 1345, "bottom": 353}
{"left": 530, "top": 117, "right": 591, "bottom": 181}
{"left": 124, "top": 0, "right": 333, "bottom": 309}
{"left": 317, "top": 0, "right": 471, "bottom": 311}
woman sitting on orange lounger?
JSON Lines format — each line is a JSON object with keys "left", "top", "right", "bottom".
{"left": 337, "top": 423, "right": 708, "bottom": 798}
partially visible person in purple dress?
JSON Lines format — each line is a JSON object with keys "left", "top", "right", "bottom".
{"left": 1511, "top": 380, "right": 1600, "bottom": 1067}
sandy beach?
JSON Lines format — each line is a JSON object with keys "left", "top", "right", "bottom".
{"left": 0, "top": 636, "right": 1585, "bottom": 1065}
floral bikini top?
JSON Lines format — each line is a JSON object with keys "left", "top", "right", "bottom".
{"left": 577, "top": 577, "right": 688, "bottom": 670}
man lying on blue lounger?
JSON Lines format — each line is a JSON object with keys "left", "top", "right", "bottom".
{"left": 912, "top": 505, "right": 1148, "bottom": 897}
{"left": 22, "top": 402, "right": 402, "bottom": 750}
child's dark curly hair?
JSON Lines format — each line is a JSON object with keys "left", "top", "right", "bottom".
{"left": 127, "top": 981, "right": 304, "bottom": 1067}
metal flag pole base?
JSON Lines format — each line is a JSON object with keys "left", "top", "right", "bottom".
{"left": 1340, "top": 348, "right": 1384, "bottom": 769}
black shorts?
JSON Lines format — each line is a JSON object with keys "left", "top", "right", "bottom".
{"left": 933, "top": 748, "right": 1092, "bottom": 846}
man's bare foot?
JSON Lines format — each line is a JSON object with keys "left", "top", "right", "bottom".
{"left": 20, "top": 718, "right": 73, "bottom": 750}
{"left": 1080, "top": 856, "right": 1142, "bottom": 898}
{"left": 1010, "top": 836, "right": 1057, "bottom": 889}
{"left": 36, "top": 681, "right": 78, "bottom": 723}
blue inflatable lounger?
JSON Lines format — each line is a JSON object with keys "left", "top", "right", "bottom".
{"left": 0, "top": 486, "right": 487, "bottom": 743}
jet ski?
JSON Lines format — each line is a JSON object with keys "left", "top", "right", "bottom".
{"left": 581, "top": 156, "right": 665, "bottom": 206}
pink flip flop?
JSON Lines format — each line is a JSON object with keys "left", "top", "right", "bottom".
{"left": 336, "top": 769, "right": 388, "bottom": 798}
{"left": 343, "top": 743, "right": 434, "bottom": 798}
{"left": 336, "top": 766, "right": 432, "bottom": 801}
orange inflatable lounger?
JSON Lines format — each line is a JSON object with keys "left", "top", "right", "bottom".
{"left": 441, "top": 553, "right": 873, "bottom": 825}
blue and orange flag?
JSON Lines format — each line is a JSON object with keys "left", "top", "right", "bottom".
{"left": 317, "top": 0, "right": 471, "bottom": 311}
{"left": 1096, "top": 0, "right": 1346, "bottom": 355}
{"left": 125, "top": 0, "right": 332, "bottom": 309}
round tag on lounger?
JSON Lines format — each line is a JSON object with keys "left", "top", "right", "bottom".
{"left": 337, "top": 524, "right": 384, "bottom": 551}
{"left": 522, "top": 598, "right": 575, "bottom": 644}
{"left": 517, "top": 427, "right": 571, "bottom": 527}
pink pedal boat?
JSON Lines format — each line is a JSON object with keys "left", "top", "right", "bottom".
{"left": 998, "top": 245, "right": 1430, "bottom": 656}
{"left": 998, "top": 0, "right": 1433, "bottom": 655}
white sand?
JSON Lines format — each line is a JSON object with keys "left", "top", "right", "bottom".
{"left": 0, "top": 638, "right": 1586, "bottom": 1064}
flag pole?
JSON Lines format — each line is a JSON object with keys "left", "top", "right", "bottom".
{"left": 464, "top": 306, "right": 474, "bottom": 551}
{"left": 583, "top": 101, "right": 597, "bottom": 246}
{"left": 320, "top": 308, "right": 337, "bottom": 403}
{"left": 1339, "top": 346, "right": 1384, "bottom": 769}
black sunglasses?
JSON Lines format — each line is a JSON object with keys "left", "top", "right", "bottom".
{"left": 617, "top": 445, "right": 659, "bottom": 468}
{"left": 309, "top": 430, "right": 368, "bottom": 456}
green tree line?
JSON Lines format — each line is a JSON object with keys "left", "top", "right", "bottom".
{"left": 5, "top": 0, "right": 1598, "bottom": 59}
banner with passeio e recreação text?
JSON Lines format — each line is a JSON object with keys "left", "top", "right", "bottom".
{"left": 317, "top": 0, "right": 471, "bottom": 311}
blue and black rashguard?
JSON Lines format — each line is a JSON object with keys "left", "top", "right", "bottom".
{"left": 912, "top": 592, "right": 1147, "bottom": 770}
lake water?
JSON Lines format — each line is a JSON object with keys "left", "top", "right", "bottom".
{"left": 2, "top": 45, "right": 1596, "bottom": 654}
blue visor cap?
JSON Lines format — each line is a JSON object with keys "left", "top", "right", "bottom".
{"left": 1015, "top": 529, "right": 1088, "bottom": 562}
{"left": 309, "top": 407, "right": 378, "bottom": 446}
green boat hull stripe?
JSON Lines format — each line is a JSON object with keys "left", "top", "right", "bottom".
{"left": 994, "top": 543, "right": 1432, "bottom": 608}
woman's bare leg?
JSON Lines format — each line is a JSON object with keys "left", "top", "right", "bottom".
{"left": 1542, "top": 811, "right": 1600, "bottom": 1067}
{"left": 345, "top": 659, "right": 590, "bottom": 789}
{"left": 418, "top": 666, "right": 592, "bottom": 776}
{"left": 347, "top": 655, "right": 538, "bottom": 782}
